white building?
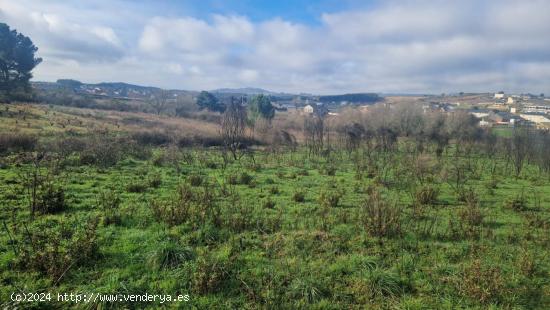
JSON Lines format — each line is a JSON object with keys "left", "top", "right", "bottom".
{"left": 523, "top": 105, "right": 550, "bottom": 115}
{"left": 520, "top": 114, "right": 550, "bottom": 124}
{"left": 303, "top": 105, "right": 314, "bottom": 114}
{"left": 507, "top": 97, "right": 515, "bottom": 104}
{"left": 494, "top": 93, "right": 505, "bottom": 99}
{"left": 470, "top": 112, "right": 490, "bottom": 119}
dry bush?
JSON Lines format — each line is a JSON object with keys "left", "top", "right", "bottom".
{"left": 192, "top": 251, "right": 237, "bottom": 294}
{"left": 131, "top": 130, "right": 173, "bottom": 146}
{"left": 36, "top": 183, "right": 66, "bottom": 215}
{"left": 361, "top": 189, "right": 402, "bottom": 238}
{"left": 0, "top": 132, "right": 37, "bottom": 154}
{"left": 414, "top": 185, "right": 439, "bottom": 206}
{"left": 187, "top": 174, "right": 204, "bottom": 187}
{"left": 150, "top": 184, "right": 194, "bottom": 227}
{"left": 126, "top": 181, "right": 148, "bottom": 193}
{"left": 504, "top": 193, "right": 528, "bottom": 211}
{"left": 292, "top": 191, "right": 305, "bottom": 203}
{"left": 14, "top": 217, "right": 99, "bottom": 280}
{"left": 96, "top": 189, "right": 122, "bottom": 226}
{"left": 457, "top": 259, "right": 506, "bottom": 305}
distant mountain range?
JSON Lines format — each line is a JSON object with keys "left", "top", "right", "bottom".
{"left": 32, "top": 80, "right": 196, "bottom": 100}
{"left": 211, "top": 87, "right": 291, "bottom": 96}
{"left": 31, "top": 79, "right": 383, "bottom": 106}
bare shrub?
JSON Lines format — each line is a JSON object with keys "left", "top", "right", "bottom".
{"left": 504, "top": 193, "right": 528, "bottom": 211}
{"left": 131, "top": 130, "right": 172, "bottom": 146}
{"left": 96, "top": 189, "right": 122, "bottom": 226}
{"left": 14, "top": 217, "right": 99, "bottom": 280}
{"left": 414, "top": 185, "right": 439, "bottom": 206}
{"left": 0, "top": 132, "right": 37, "bottom": 154}
{"left": 457, "top": 259, "right": 506, "bottom": 305}
{"left": 221, "top": 98, "right": 247, "bottom": 160}
{"left": 361, "top": 189, "right": 402, "bottom": 238}
{"left": 150, "top": 184, "right": 194, "bottom": 227}
{"left": 17, "top": 153, "right": 66, "bottom": 217}
{"left": 187, "top": 174, "right": 204, "bottom": 187}
{"left": 292, "top": 191, "right": 305, "bottom": 203}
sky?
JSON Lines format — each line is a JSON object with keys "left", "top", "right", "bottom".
{"left": 1, "top": 0, "right": 550, "bottom": 94}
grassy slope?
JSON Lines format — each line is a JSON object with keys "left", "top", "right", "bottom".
{"left": 1, "top": 149, "right": 549, "bottom": 309}
{"left": 0, "top": 103, "right": 549, "bottom": 308}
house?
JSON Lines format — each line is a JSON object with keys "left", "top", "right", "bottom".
{"left": 303, "top": 104, "right": 315, "bottom": 114}
{"left": 303, "top": 103, "right": 328, "bottom": 116}
{"left": 507, "top": 97, "right": 515, "bottom": 104}
{"left": 469, "top": 110, "right": 490, "bottom": 119}
{"left": 488, "top": 111, "right": 522, "bottom": 126}
{"left": 522, "top": 105, "right": 550, "bottom": 115}
{"left": 519, "top": 114, "right": 550, "bottom": 125}
{"left": 494, "top": 93, "right": 505, "bottom": 99}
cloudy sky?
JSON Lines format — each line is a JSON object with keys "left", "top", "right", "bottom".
{"left": 1, "top": 0, "right": 549, "bottom": 94}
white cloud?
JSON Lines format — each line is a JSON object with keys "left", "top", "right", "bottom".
{"left": 1, "top": 0, "right": 550, "bottom": 94}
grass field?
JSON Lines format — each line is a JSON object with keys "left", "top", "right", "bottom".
{"left": 0, "top": 103, "right": 549, "bottom": 309}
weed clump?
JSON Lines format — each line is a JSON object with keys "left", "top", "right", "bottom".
{"left": 263, "top": 197, "right": 276, "bottom": 209}
{"left": 147, "top": 238, "right": 195, "bottom": 270}
{"left": 361, "top": 188, "right": 401, "bottom": 238}
{"left": 37, "top": 184, "right": 66, "bottom": 214}
{"left": 96, "top": 189, "right": 122, "bottom": 226}
{"left": 187, "top": 174, "right": 203, "bottom": 187}
{"left": 292, "top": 191, "right": 305, "bottom": 203}
{"left": 14, "top": 217, "right": 99, "bottom": 280}
{"left": 457, "top": 259, "right": 506, "bottom": 305}
{"left": 414, "top": 185, "right": 439, "bottom": 206}
{"left": 504, "top": 194, "right": 527, "bottom": 211}
{"left": 126, "top": 181, "right": 148, "bottom": 193}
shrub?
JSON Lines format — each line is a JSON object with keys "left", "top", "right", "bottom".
{"left": 263, "top": 197, "right": 276, "bottom": 209}
{"left": 504, "top": 194, "right": 527, "bottom": 211}
{"left": 150, "top": 184, "right": 195, "bottom": 226}
{"left": 226, "top": 174, "right": 238, "bottom": 185}
{"left": 96, "top": 189, "right": 122, "bottom": 226}
{"left": 187, "top": 174, "right": 203, "bottom": 187}
{"left": 126, "top": 181, "right": 148, "bottom": 193}
{"left": 0, "top": 133, "right": 37, "bottom": 154}
{"left": 226, "top": 172, "right": 253, "bottom": 185}
{"left": 79, "top": 135, "right": 126, "bottom": 168}
{"left": 458, "top": 187, "right": 478, "bottom": 205}
{"left": 269, "top": 186, "right": 280, "bottom": 195}
{"left": 131, "top": 130, "right": 172, "bottom": 146}
{"left": 324, "top": 165, "right": 337, "bottom": 176}
{"left": 361, "top": 188, "right": 401, "bottom": 238}
{"left": 318, "top": 189, "right": 342, "bottom": 209}
{"left": 459, "top": 204, "right": 484, "bottom": 227}
{"left": 238, "top": 172, "right": 253, "bottom": 185}
{"left": 192, "top": 253, "right": 235, "bottom": 294}
{"left": 147, "top": 239, "right": 195, "bottom": 270}
{"left": 364, "top": 268, "right": 404, "bottom": 298}
{"left": 36, "top": 184, "right": 66, "bottom": 215}
{"left": 292, "top": 191, "right": 305, "bottom": 203}
{"left": 15, "top": 217, "right": 99, "bottom": 280}
{"left": 457, "top": 259, "right": 506, "bottom": 304}
{"left": 414, "top": 185, "right": 439, "bottom": 206}
{"left": 147, "top": 172, "right": 162, "bottom": 188}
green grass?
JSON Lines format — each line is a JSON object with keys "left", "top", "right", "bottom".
{"left": 1, "top": 147, "right": 549, "bottom": 308}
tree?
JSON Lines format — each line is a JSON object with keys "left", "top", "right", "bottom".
{"left": 510, "top": 125, "right": 531, "bottom": 177}
{"left": 196, "top": 91, "right": 224, "bottom": 112}
{"left": 248, "top": 94, "right": 275, "bottom": 123}
{"left": 150, "top": 90, "right": 170, "bottom": 115}
{"left": 221, "top": 97, "right": 247, "bottom": 160}
{"left": 0, "top": 23, "right": 42, "bottom": 100}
